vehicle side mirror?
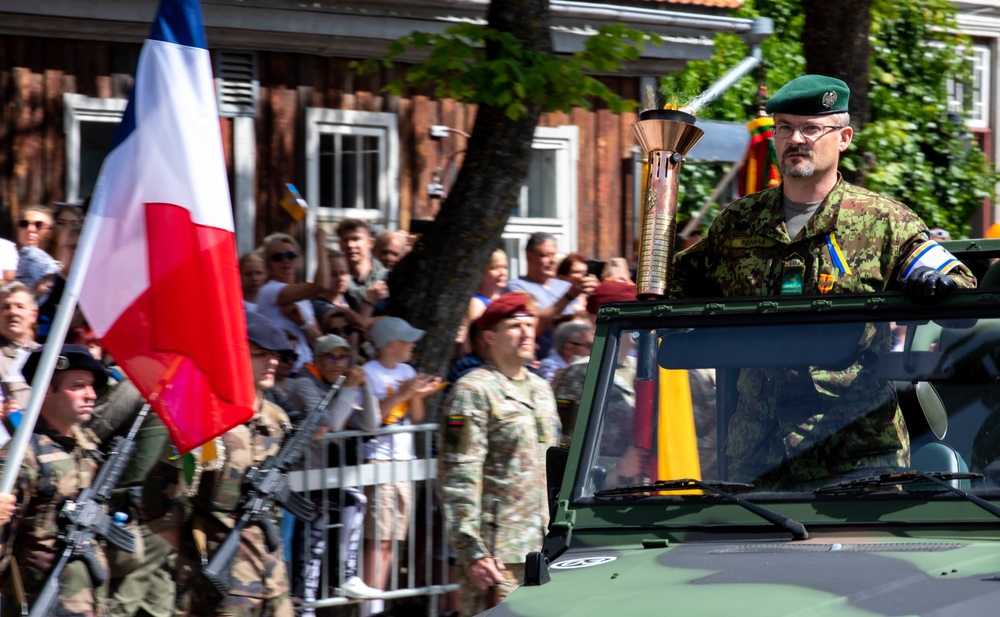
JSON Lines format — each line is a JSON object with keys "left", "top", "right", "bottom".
{"left": 524, "top": 550, "right": 551, "bottom": 586}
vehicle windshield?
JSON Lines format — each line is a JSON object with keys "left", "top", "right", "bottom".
{"left": 576, "top": 310, "right": 1000, "bottom": 501}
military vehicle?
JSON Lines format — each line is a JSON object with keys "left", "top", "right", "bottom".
{"left": 484, "top": 240, "right": 1000, "bottom": 616}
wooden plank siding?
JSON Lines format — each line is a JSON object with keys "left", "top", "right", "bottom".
{"left": 1, "top": 34, "right": 642, "bottom": 260}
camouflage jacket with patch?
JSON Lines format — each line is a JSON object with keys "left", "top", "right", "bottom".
{"left": 670, "top": 176, "right": 977, "bottom": 298}
{"left": 0, "top": 420, "right": 106, "bottom": 596}
{"left": 437, "top": 365, "right": 560, "bottom": 566}
{"left": 184, "top": 399, "right": 291, "bottom": 598}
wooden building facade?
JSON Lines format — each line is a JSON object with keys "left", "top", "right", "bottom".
{"left": 0, "top": 0, "right": 751, "bottom": 272}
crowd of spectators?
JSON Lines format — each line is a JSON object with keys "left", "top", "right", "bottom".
{"left": 0, "top": 202, "right": 632, "bottom": 617}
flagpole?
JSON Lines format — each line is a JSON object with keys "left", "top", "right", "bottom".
{"left": 0, "top": 211, "right": 108, "bottom": 494}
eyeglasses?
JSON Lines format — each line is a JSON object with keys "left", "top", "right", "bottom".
{"left": 18, "top": 220, "right": 48, "bottom": 230}
{"left": 321, "top": 353, "right": 351, "bottom": 363}
{"left": 567, "top": 340, "right": 593, "bottom": 350}
{"left": 774, "top": 124, "right": 845, "bottom": 140}
{"left": 328, "top": 325, "right": 356, "bottom": 337}
{"left": 270, "top": 251, "right": 299, "bottom": 263}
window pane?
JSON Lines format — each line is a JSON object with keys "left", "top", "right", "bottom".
{"left": 526, "top": 149, "right": 557, "bottom": 218}
{"left": 79, "top": 121, "right": 118, "bottom": 200}
{"left": 342, "top": 134, "right": 359, "bottom": 210}
{"left": 363, "top": 136, "right": 379, "bottom": 210}
{"left": 319, "top": 132, "right": 383, "bottom": 210}
{"left": 319, "top": 133, "right": 336, "bottom": 209}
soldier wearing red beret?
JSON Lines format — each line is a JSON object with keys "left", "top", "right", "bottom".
{"left": 438, "top": 291, "right": 561, "bottom": 616}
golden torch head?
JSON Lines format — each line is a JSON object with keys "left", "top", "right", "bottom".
{"left": 631, "top": 109, "right": 704, "bottom": 299}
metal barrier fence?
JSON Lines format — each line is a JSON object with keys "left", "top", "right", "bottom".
{"left": 287, "top": 423, "right": 459, "bottom": 615}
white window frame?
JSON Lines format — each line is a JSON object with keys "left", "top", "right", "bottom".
{"left": 305, "top": 108, "right": 399, "bottom": 224}
{"left": 946, "top": 42, "right": 991, "bottom": 129}
{"left": 503, "top": 125, "right": 579, "bottom": 277}
{"left": 63, "top": 93, "right": 127, "bottom": 203}
{"left": 969, "top": 43, "right": 991, "bottom": 128}
{"left": 305, "top": 108, "right": 399, "bottom": 274}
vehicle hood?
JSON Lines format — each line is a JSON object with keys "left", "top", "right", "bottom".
{"left": 487, "top": 538, "right": 1000, "bottom": 616}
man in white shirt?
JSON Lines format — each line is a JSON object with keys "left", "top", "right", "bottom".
{"left": 507, "top": 232, "right": 597, "bottom": 360}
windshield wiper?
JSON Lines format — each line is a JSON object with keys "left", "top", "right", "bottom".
{"left": 595, "top": 478, "right": 809, "bottom": 541}
{"left": 815, "top": 470, "right": 1000, "bottom": 521}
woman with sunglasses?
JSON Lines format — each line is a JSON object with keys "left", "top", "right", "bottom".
{"left": 254, "top": 227, "right": 330, "bottom": 374}
{"left": 16, "top": 205, "right": 54, "bottom": 252}
{"left": 288, "top": 334, "right": 381, "bottom": 603}
{"left": 4, "top": 205, "right": 54, "bottom": 284}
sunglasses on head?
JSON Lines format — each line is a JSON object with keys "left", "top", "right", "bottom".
{"left": 328, "top": 325, "right": 356, "bottom": 337}
{"left": 270, "top": 251, "right": 299, "bottom": 263}
{"left": 18, "top": 220, "right": 48, "bottom": 230}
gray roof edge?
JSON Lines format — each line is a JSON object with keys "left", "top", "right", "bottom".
{"left": 0, "top": 0, "right": 754, "bottom": 40}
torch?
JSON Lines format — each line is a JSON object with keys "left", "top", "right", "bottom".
{"left": 630, "top": 92, "right": 705, "bottom": 481}
{"left": 630, "top": 95, "right": 705, "bottom": 300}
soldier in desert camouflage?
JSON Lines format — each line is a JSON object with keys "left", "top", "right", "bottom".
{"left": 438, "top": 292, "right": 560, "bottom": 617}
{"left": 174, "top": 311, "right": 296, "bottom": 616}
{"left": 0, "top": 344, "right": 109, "bottom": 617}
{"left": 670, "top": 75, "right": 977, "bottom": 488}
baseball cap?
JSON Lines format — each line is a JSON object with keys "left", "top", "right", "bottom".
{"left": 370, "top": 317, "right": 425, "bottom": 349}
{"left": 313, "top": 334, "right": 350, "bottom": 356}
{"left": 246, "top": 311, "right": 293, "bottom": 353}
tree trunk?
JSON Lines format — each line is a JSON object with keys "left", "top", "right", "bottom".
{"left": 801, "top": 0, "right": 873, "bottom": 128}
{"left": 387, "top": 0, "right": 551, "bottom": 392}
{"left": 801, "top": 0, "right": 873, "bottom": 185}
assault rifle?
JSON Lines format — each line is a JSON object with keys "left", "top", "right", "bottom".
{"left": 28, "top": 405, "right": 148, "bottom": 617}
{"left": 200, "top": 375, "right": 345, "bottom": 596}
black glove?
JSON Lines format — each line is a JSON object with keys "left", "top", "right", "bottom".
{"left": 901, "top": 266, "right": 957, "bottom": 303}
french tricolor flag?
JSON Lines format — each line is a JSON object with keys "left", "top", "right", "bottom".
{"left": 76, "top": 0, "right": 254, "bottom": 452}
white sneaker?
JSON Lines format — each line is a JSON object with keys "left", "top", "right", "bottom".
{"left": 340, "top": 576, "right": 382, "bottom": 599}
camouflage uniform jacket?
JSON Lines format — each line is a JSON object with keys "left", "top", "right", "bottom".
{"left": 438, "top": 364, "right": 560, "bottom": 566}
{"left": 670, "top": 177, "right": 976, "bottom": 486}
{"left": 0, "top": 419, "right": 106, "bottom": 603}
{"left": 670, "top": 176, "right": 976, "bottom": 298}
{"left": 183, "top": 399, "right": 291, "bottom": 598}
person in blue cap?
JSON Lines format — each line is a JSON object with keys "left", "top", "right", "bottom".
{"left": 670, "top": 74, "right": 978, "bottom": 490}
{"left": 175, "top": 311, "right": 298, "bottom": 617}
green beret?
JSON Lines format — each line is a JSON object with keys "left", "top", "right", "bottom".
{"left": 765, "top": 75, "right": 850, "bottom": 116}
